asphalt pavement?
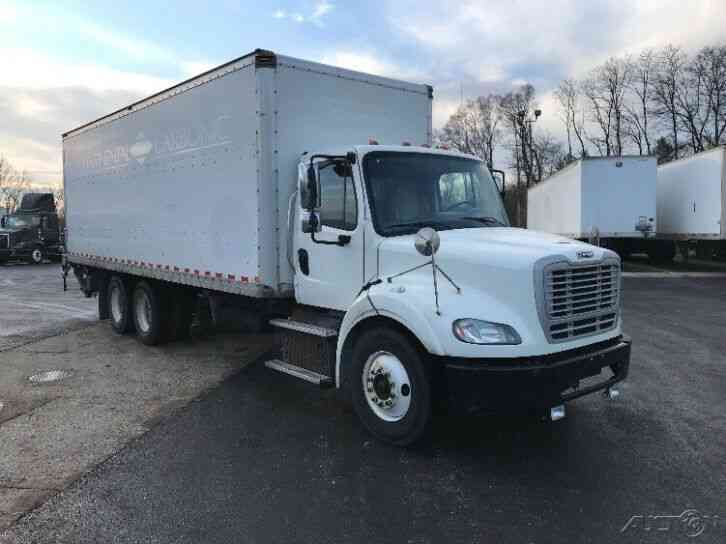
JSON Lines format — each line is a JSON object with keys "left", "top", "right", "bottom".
{"left": 0, "top": 263, "right": 96, "bottom": 351}
{"left": 2, "top": 277, "right": 725, "bottom": 543}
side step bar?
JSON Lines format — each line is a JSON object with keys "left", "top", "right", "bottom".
{"left": 269, "top": 318, "right": 337, "bottom": 338}
{"left": 264, "top": 359, "right": 334, "bottom": 388}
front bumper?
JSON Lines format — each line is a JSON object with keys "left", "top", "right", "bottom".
{"left": 439, "top": 335, "right": 631, "bottom": 414}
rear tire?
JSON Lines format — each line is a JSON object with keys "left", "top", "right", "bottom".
{"left": 107, "top": 276, "right": 133, "bottom": 334}
{"left": 349, "top": 328, "right": 432, "bottom": 446}
{"left": 132, "top": 281, "right": 168, "bottom": 346}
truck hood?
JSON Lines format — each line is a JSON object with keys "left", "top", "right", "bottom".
{"left": 375, "top": 227, "right": 620, "bottom": 355}
{"left": 377, "top": 227, "right": 612, "bottom": 271}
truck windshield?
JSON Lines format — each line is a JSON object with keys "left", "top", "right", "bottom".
{"left": 362, "top": 151, "right": 510, "bottom": 236}
{"left": 4, "top": 216, "right": 38, "bottom": 229}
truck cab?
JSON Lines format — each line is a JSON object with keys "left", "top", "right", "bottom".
{"left": 284, "top": 144, "right": 630, "bottom": 444}
{"left": 0, "top": 193, "right": 61, "bottom": 264}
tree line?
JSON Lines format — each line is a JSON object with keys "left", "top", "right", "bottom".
{"left": 437, "top": 43, "right": 726, "bottom": 225}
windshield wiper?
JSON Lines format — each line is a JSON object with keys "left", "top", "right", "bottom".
{"left": 460, "top": 216, "right": 506, "bottom": 227}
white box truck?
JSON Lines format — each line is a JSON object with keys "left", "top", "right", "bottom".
{"left": 527, "top": 157, "right": 675, "bottom": 262}
{"left": 657, "top": 146, "right": 726, "bottom": 258}
{"left": 63, "top": 50, "right": 630, "bottom": 445}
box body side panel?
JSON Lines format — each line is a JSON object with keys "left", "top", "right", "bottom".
{"left": 657, "top": 147, "right": 723, "bottom": 237}
{"left": 63, "top": 66, "right": 264, "bottom": 289}
{"left": 527, "top": 162, "right": 582, "bottom": 237}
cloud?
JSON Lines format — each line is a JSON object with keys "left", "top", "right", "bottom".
{"left": 273, "top": 1, "right": 334, "bottom": 26}
{"left": 0, "top": 48, "right": 173, "bottom": 94}
{"left": 386, "top": 0, "right": 726, "bottom": 130}
{"left": 0, "top": 86, "right": 142, "bottom": 186}
{"left": 320, "top": 51, "right": 427, "bottom": 82}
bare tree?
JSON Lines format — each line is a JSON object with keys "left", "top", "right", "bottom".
{"left": 583, "top": 57, "right": 632, "bottom": 156}
{"left": 555, "top": 79, "right": 587, "bottom": 158}
{"left": 499, "top": 84, "right": 539, "bottom": 227}
{"left": 625, "top": 50, "right": 656, "bottom": 155}
{"left": 692, "top": 45, "right": 726, "bottom": 147}
{"left": 0, "top": 156, "right": 31, "bottom": 213}
{"left": 439, "top": 95, "right": 502, "bottom": 168}
{"left": 652, "top": 45, "right": 687, "bottom": 160}
{"left": 531, "top": 131, "right": 567, "bottom": 181}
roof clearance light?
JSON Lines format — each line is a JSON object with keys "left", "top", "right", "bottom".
{"left": 368, "top": 138, "right": 379, "bottom": 145}
{"left": 437, "top": 144, "right": 450, "bottom": 150}
{"left": 401, "top": 141, "right": 412, "bottom": 146}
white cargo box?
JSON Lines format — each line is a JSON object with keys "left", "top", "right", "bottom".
{"left": 527, "top": 156, "right": 657, "bottom": 239}
{"left": 63, "top": 49, "right": 433, "bottom": 298}
{"left": 656, "top": 146, "right": 726, "bottom": 239}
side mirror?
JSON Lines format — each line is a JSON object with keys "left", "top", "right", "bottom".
{"left": 491, "top": 169, "right": 506, "bottom": 196}
{"left": 301, "top": 165, "right": 319, "bottom": 210}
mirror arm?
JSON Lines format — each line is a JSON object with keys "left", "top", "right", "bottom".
{"left": 491, "top": 168, "right": 506, "bottom": 196}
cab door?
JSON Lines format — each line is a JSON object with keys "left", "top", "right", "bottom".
{"left": 293, "top": 159, "right": 364, "bottom": 311}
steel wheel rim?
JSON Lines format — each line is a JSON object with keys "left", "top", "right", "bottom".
{"left": 32, "top": 249, "right": 42, "bottom": 263}
{"left": 362, "top": 350, "right": 412, "bottom": 422}
{"left": 110, "top": 285, "right": 124, "bottom": 324}
{"left": 134, "top": 290, "right": 152, "bottom": 333}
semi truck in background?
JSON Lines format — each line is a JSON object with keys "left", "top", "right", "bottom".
{"left": 0, "top": 193, "right": 62, "bottom": 264}
{"left": 527, "top": 157, "right": 676, "bottom": 262}
{"left": 62, "top": 49, "right": 630, "bottom": 445}
{"left": 657, "top": 146, "right": 726, "bottom": 259}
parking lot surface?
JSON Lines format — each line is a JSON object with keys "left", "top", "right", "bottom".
{"left": 1, "top": 277, "right": 725, "bottom": 543}
{"left": 0, "top": 264, "right": 96, "bottom": 351}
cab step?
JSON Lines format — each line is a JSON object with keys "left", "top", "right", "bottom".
{"left": 264, "top": 359, "right": 334, "bottom": 388}
{"left": 269, "top": 318, "right": 337, "bottom": 337}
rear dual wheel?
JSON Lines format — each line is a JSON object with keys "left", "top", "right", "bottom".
{"left": 107, "top": 277, "right": 194, "bottom": 344}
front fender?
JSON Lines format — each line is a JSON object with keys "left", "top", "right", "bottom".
{"left": 335, "top": 287, "right": 445, "bottom": 387}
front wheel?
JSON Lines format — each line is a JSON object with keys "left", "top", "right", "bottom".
{"left": 349, "top": 328, "right": 432, "bottom": 446}
{"left": 29, "top": 248, "right": 44, "bottom": 264}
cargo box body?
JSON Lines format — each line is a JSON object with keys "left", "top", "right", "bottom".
{"left": 63, "top": 50, "right": 432, "bottom": 298}
{"left": 527, "top": 157, "right": 657, "bottom": 239}
{"left": 656, "top": 146, "right": 726, "bottom": 239}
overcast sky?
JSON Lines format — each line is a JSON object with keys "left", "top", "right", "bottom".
{"left": 1, "top": 0, "right": 726, "bottom": 186}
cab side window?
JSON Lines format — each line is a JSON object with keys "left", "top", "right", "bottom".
{"left": 318, "top": 162, "right": 357, "bottom": 231}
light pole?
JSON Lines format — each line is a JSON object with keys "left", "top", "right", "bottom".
{"left": 516, "top": 108, "right": 541, "bottom": 186}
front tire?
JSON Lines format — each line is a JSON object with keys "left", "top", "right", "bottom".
{"left": 29, "top": 248, "right": 44, "bottom": 264}
{"left": 132, "top": 281, "right": 168, "bottom": 346}
{"left": 349, "top": 328, "right": 432, "bottom": 446}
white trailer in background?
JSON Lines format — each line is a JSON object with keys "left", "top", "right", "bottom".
{"left": 657, "top": 146, "right": 726, "bottom": 258}
{"left": 527, "top": 156, "right": 675, "bottom": 261}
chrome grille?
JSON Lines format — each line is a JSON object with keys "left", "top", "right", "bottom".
{"left": 543, "top": 260, "right": 620, "bottom": 342}
{"left": 0, "top": 234, "right": 8, "bottom": 250}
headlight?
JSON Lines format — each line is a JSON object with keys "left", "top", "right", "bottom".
{"left": 452, "top": 318, "right": 521, "bottom": 345}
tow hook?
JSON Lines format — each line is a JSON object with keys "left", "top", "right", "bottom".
{"left": 603, "top": 386, "right": 620, "bottom": 400}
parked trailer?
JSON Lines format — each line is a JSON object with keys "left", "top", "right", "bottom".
{"left": 63, "top": 49, "right": 630, "bottom": 445}
{"left": 657, "top": 146, "right": 726, "bottom": 258}
{"left": 527, "top": 156, "right": 675, "bottom": 262}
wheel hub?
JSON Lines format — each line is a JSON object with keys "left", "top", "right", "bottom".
{"left": 362, "top": 351, "right": 412, "bottom": 422}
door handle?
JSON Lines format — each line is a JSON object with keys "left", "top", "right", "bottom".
{"left": 298, "top": 249, "right": 310, "bottom": 275}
